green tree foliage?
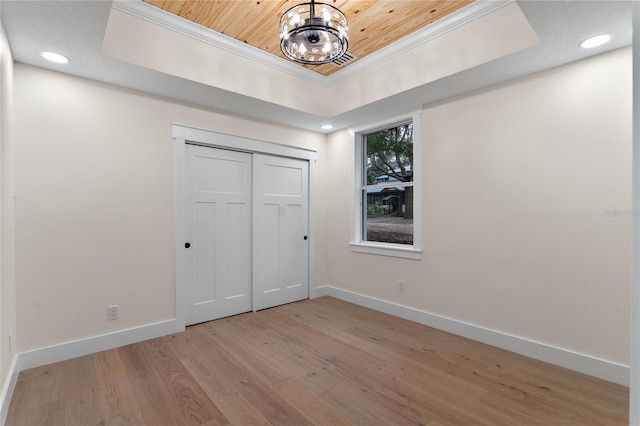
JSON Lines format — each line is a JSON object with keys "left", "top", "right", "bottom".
{"left": 365, "top": 123, "right": 413, "bottom": 184}
{"left": 365, "top": 123, "right": 413, "bottom": 219}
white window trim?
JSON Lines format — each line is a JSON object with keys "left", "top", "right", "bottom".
{"left": 349, "top": 110, "right": 423, "bottom": 260}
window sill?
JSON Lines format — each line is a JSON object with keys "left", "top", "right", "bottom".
{"left": 349, "top": 242, "right": 422, "bottom": 260}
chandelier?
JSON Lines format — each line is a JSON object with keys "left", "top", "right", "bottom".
{"left": 279, "top": 0, "right": 348, "bottom": 65}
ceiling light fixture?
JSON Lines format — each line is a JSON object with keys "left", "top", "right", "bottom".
{"left": 41, "top": 51, "right": 70, "bottom": 64}
{"left": 579, "top": 34, "right": 612, "bottom": 49}
{"left": 321, "top": 124, "right": 333, "bottom": 130}
{"left": 279, "top": 0, "right": 348, "bottom": 65}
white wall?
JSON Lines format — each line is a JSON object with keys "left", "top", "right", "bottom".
{"left": 0, "top": 12, "right": 16, "bottom": 391}
{"left": 13, "top": 64, "right": 326, "bottom": 352}
{"left": 631, "top": 2, "right": 640, "bottom": 421}
{"left": 323, "top": 47, "right": 632, "bottom": 366}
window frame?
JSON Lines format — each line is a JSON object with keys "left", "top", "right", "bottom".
{"left": 349, "top": 110, "right": 423, "bottom": 260}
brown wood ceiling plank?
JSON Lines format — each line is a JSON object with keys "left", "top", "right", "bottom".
{"left": 143, "top": 0, "right": 474, "bottom": 76}
{"left": 234, "top": 1, "right": 290, "bottom": 53}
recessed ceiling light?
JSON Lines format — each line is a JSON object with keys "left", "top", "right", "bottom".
{"left": 321, "top": 124, "right": 333, "bottom": 130}
{"left": 41, "top": 51, "right": 70, "bottom": 64}
{"left": 579, "top": 34, "right": 612, "bottom": 49}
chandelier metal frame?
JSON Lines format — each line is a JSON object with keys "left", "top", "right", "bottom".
{"left": 279, "top": 0, "right": 349, "bottom": 65}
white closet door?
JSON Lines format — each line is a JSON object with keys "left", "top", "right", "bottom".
{"left": 252, "top": 154, "right": 309, "bottom": 311}
{"left": 185, "top": 144, "right": 252, "bottom": 325}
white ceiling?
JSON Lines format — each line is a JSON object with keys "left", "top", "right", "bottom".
{"left": 0, "top": 1, "right": 632, "bottom": 133}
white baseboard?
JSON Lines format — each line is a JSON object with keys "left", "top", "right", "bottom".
{"left": 1, "top": 355, "right": 20, "bottom": 426}
{"left": 0, "top": 318, "right": 182, "bottom": 425}
{"left": 314, "top": 286, "right": 630, "bottom": 387}
{"left": 1, "top": 318, "right": 183, "bottom": 424}
{"left": 19, "top": 319, "right": 183, "bottom": 372}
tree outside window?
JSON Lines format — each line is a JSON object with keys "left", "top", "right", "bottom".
{"left": 362, "top": 122, "right": 414, "bottom": 245}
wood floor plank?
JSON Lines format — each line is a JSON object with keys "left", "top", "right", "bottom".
{"left": 23, "top": 364, "right": 64, "bottom": 412}
{"left": 333, "top": 323, "right": 575, "bottom": 424}
{"left": 101, "top": 409, "right": 147, "bottom": 426}
{"left": 260, "top": 308, "right": 507, "bottom": 424}
{"left": 95, "top": 349, "right": 141, "bottom": 422}
{"left": 5, "top": 296, "right": 629, "bottom": 425}
{"left": 207, "top": 309, "right": 434, "bottom": 424}
{"left": 165, "top": 327, "right": 312, "bottom": 426}
{"left": 268, "top": 308, "right": 490, "bottom": 400}
{"left": 5, "top": 369, "right": 34, "bottom": 425}
{"left": 265, "top": 308, "right": 508, "bottom": 425}
{"left": 138, "top": 338, "right": 228, "bottom": 425}
{"left": 164, "top": 331, "right": 272, "bottom": 425}
{"left": 198, "top": 314, "right": 296, "bottom": 385}
{"left": 278, "top": 297, "right": 629, "bottom": 424}
{"left": 191, "top": 335, "right": 312, "bottom": 426}
{"left": 19, "top": 399, "right": 65, "bottom": 426}
{"left": 270, "top": 378, "right": 354, "bottom": 426}
{"left": 202, "top": 310, "right": 343, "bottom": 393}
{"left": 62, "top": 353, "right": 105, "bottom": 426}
{"left": 117, "top": 342, "right": 188, "bottom": 425}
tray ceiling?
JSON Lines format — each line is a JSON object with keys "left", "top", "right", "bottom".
{"left": 142, "top": 0, "right": 474, "bottom": 76}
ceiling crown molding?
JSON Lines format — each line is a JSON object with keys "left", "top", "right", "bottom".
{"left": 111, "top": 0, "right": 513, "bottom": 88}
{"left": 111, "top": 0, "right": 327, "bottom": 85}
{"left": 323, "top": 0, "right": 513, "bottom": 87}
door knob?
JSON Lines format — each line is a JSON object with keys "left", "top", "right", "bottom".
{"left": 185, "top": 242, "right": 191, "bottom": 248}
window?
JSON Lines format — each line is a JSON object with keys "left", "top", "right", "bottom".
{"left": 351, "top": 112, "right": 422, "bottom": 259}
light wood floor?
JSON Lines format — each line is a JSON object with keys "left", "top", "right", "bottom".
{"left": 6, "top": 297, "right": 629, "bottom": 425}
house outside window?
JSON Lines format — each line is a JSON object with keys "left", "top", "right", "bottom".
{"left": 351, "top": 112, "right": 422, "bottom": 260}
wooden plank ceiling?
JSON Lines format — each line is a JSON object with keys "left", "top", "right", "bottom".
{"left": 143, "top": 0, "right": 474, "bottom": 76}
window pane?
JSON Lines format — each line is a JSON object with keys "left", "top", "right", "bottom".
{"left": 364, "top": 123, "right": 413, "bottom": 186}
{"left": 361, "top": 122, "right": 414, "bottom": 246}
{"left": 363, "top": 187, "right": 414, "bottom": 245}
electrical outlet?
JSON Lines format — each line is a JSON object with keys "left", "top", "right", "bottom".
{"left": 398, "top": 281, "right": 405, "bottom": 293}
{"left": 107, "top": 305, "right": 119, "bottom": 321}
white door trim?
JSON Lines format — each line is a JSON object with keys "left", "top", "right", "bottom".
{"left": 173, "top": 124, "right": 317, "bottom": 329}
